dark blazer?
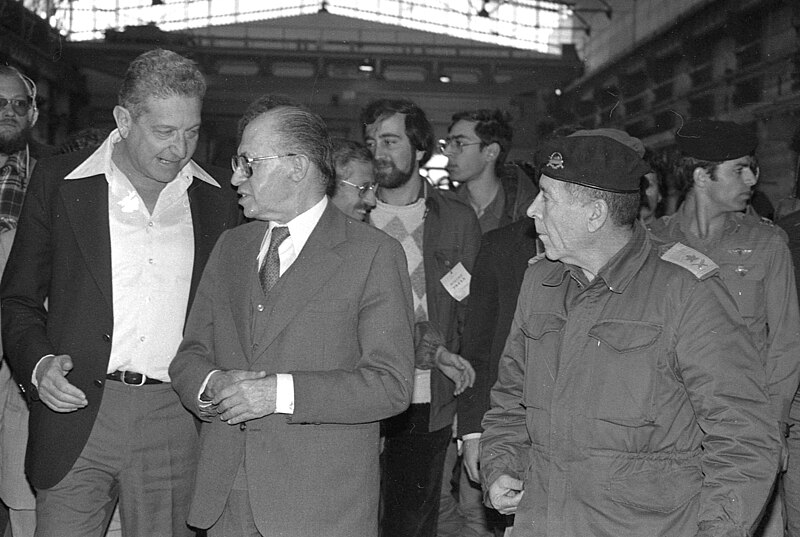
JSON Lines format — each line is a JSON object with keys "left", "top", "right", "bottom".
{"left": 0, "top": 148, "right": 241, "bottom": 489}
{"left": 457, "top": 217, "right": 538, "bottom": 437}
{"left": 422, "top": 186, "right": 482, "bottom": 432}
{"left": 170, "top": 202, "right": 415, "bottom": 537}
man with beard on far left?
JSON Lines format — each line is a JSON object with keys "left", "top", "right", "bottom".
{"left": 0, "top": 64, "right": 55, "bottom": 537}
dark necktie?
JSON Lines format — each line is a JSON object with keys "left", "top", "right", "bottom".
{"left": 259, "top": 226, "right": 290, "bottom": 294}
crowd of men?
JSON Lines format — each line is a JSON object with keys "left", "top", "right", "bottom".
{"left": 0, "top": 47, "right": 799, "bottom": 537}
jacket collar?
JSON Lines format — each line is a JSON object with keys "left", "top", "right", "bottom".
{"left": 541, "top": 221, "right": 651, "bottom": 295}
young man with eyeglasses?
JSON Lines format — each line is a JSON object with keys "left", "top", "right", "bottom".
{"left": 361, "top": 98, "right": 481, "bottom": 537}
{"left": 328, "top": 138, "right": 377, "bottom": 222}
{"left": 1, "top": 50, "right": 241, "bottom": 537}
{"left": 437, "top": 109, "right": 537, "bottom": 537}
{"left": 443, "top": 109, "right": 536, "bottom": 234}
{"left": 0, "top": 64, "right": 55, "bottom": 537}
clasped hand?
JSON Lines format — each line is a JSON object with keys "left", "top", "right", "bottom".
{"left": 202, "top": 369, "right": 276, "bottom": 425}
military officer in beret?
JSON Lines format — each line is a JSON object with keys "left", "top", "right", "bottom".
{"left": 480, "top": 131, "right": 781, "bottom": 537}
{"left": 650, "top": 119, "right": 800, "bottom": 536}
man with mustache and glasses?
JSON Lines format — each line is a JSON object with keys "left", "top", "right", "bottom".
{"left": 329, "top": 138, "right": 377, "bottom": 222}
{"left": 0, "top": 64, "right": 55, "bottom": 537}
{"left": 1, "top": 49, "right": 240, "bottom": 537}
{"left": 361, "top": 98, "right": 481, "bottom": 537}
{"left": 650, "top": 119, "right": 800, "bottom": 537}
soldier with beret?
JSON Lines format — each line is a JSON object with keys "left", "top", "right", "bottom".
{"left": 650, "top": 119, "right": 800, "bottom": 536}
{"left": 480, "top": 131, "right": 781, "bottom": 536}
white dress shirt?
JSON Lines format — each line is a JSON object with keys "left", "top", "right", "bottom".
{"left": 64, "top": 130, "right": 218, "bottom": 381}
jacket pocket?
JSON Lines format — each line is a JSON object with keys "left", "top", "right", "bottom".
{"left": 719, "top": 263, "right": 765, "bottom": 318}
{"left": 521, "top": 313, "right": 566, "bottom": 411}
{"left": 608, "top": 462, "right": 702, "bottom": 513}
{"left": 585, "top": 320, "right": 662, "bottom": 425}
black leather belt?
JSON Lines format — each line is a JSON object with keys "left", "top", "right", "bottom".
{"left": 106, "top": 370, "right": 163, "bottom": 386}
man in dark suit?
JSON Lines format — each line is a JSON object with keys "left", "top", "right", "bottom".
{"left": 447, "top": 217, "right": 539, "bottom": 537}
{"left": 0, "top": 49, "right": 241, "bottom": 536}
{"left": 169, "top": 95, "right": 415, "bottom": 537}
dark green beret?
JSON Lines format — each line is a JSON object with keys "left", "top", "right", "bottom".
{"left": 675, "top": 119, "right": 757, "bottom": 161}
{"left": 537, "top": 135, "right": 650, "bottom": 193}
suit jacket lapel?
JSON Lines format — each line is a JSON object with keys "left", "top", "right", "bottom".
{"left": 60, "top": 175, "right": 112, "bottom": 311}
{"left": 250, "top": 204, "right": 345, "bottom": 364}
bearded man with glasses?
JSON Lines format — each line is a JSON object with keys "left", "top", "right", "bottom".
{"left": 0, "top": 64, "right": 55, "bottom": 537}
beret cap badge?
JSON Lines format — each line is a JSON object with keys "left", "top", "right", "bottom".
{"left": 546, "top": 152, "right": 565, "bottom": 170}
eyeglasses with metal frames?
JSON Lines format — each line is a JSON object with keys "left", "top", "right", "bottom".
{"left": 438, "top": 137, "right": 482, "bottom": 154}
{"left": 231, "top": 153, "right": 298, "bottom": 178}
{"left": 338, "top": 180, "right": 378, "bottom": 198}
{"left": 0, "top": 98, "right": 32, "bottom": 116}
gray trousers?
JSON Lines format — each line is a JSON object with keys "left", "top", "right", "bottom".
{"left": 34, "top": 381, "right": 198, "bottom": 537}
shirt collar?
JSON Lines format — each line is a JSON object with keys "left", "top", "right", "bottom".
{"left": 671, "top": 193, "right": 739, "bottom": 236}
{"left": 64, "top": 129, "right": 219, "bottom": 188}
{"left": 260, "top": 196, "right": 328, "bottom": 258}
{"left": 455, "top": 183, "right": 504, "bottom": 221}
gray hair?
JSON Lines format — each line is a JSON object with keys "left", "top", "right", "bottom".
{"left": 328, "top": 138, "right": 373, "bottom": 197}
{"left": 118, "top": 49, "right": 206, "bottom": 118}
{"left": 563, "top": 181, "right": 640, "bottom": 228}
{"left": 239, "top": 94, "right": 335, "bottom": 194}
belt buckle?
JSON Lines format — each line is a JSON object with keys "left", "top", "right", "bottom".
{"left": 122, "top": 370, "right": 146, "bottom": 386}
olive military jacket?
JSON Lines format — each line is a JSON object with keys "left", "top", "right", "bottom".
{"left": 481, "top": 222, "right": 780, "bottom": 537}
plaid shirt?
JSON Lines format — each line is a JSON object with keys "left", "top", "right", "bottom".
{"left": 0, "top": 148, "right": 30, "bottom": 231}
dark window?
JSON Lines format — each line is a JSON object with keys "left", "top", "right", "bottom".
{"left": 689, "top": 95, "right": 715, "bottom": 118}
{"left": 733, "top": 77, "right": 762, "bottom": 107}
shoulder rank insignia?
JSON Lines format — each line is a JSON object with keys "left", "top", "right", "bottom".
{"left": 660, "top": 242, "right": 718, "bottom": 280}
{"left": 759, "top": 216, "right": 776, "bottom": 227}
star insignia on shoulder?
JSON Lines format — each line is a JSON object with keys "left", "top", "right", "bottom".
{"left": 660, "top": 242, "right": 718, "bottom": 280}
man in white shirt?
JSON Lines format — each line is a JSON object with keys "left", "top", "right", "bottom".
{"left": 0, "top": 49, "right": 241, "bottom": 536}
{"left": 168, "top": 95, "right": 416, "bottom": 537}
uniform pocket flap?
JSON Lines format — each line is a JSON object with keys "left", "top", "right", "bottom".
{"left": 522, "top": 313, "right": 566, "bottom": 340}
{"left": 589, "top": 320, "right": 662, "bottom": 353}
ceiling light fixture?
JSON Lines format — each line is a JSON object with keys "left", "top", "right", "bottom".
{"left": 439, "top": 74, "right": 451, "bottom": 83}
{"left": 358, "top": 59, "right": 375, "bottom": 73}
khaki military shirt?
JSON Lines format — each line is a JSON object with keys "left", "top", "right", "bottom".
{"left": 650, "top": 204, "right": 800, "bottom": 424}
